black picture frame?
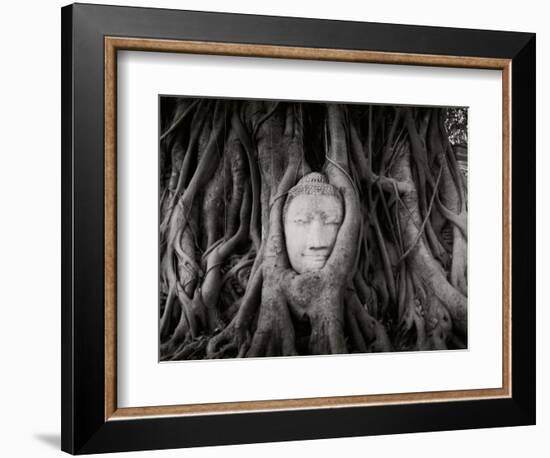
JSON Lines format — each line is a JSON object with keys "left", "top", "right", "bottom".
{"left": 61, "top": 3, "right": 535, "bottom": 454}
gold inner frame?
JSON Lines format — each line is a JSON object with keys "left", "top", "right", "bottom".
{"left": 104, "top": 37, "right": 512, "bottom": 421}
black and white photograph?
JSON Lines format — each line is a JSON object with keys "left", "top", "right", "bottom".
{"left": 159, "top": 97, "right": 468, "bottom": 361}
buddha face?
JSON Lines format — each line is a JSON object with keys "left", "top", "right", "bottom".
{"left": 283, "top": 193, "right": 343, "bottom": 273}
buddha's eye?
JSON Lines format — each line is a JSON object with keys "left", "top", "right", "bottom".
{"left": 324, "top": 218, "right": 341, "bottom": 225}
{"left": 293, "top": 219, "right": 309, "bottom": 224}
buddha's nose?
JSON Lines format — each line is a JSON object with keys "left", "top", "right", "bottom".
{"left": 308, "top": 220, "right": 329, "bottom": 250}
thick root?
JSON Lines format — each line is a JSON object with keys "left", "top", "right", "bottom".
{"left": 206, "top": 312, "right": 252, "bottom": 358}
{"left": 346, "top": 292, "right": 392, "bottom": 353}
{"left": 247, "top": 288, "right": 297, "bottom": 357}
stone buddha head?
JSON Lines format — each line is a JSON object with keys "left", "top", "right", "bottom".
{"left": 283, "top": 172, "right": 344, "bottom": 273}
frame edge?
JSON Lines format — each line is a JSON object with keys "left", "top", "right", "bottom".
{"left": 63, "top": 3, "right": 536, "bottom": 453}
{"left": 510, "top": 32, "right": 536, "bottom": 425}
{"left": 61, "top": 3, "right": 75, "bottom": 454}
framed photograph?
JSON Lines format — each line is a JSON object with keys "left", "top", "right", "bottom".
{"left": 61, "top": 3, "right": 536, "bottom": 454}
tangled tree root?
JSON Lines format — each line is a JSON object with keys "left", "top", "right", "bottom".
{"left": 158, "top": 99, "right": 468, "bottom": 360}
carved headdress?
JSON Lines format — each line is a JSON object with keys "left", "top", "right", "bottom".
{"left": 283, "top": 172, "right": 342, "bottom": 220}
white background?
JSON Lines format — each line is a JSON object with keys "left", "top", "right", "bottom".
{"left": 118, "top": 52, "right": 502, "bottom": 407}
{"left": 0, "top": 0, "right": 545, "bottom": 457}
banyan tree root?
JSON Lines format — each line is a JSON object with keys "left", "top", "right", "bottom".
{"left": 159, "top": 99, "right": 468, "bottom": 359}
{"left": 390, "top": 122, "right": 467, "bottom": 345}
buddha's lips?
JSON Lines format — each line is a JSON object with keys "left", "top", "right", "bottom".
{"left": 302, "top": 254, "right": 329, "bottom": 261}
